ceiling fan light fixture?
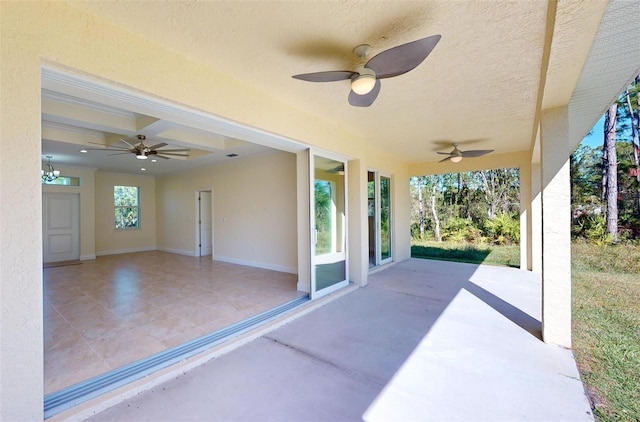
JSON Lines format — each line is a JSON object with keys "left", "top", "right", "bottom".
{"left": 136, "top": 153, "right": 148, "bottom": 160}
{"left": 450, "top": 155, "right": 463, "bottom": 163}
{"left": 351, "top": 67, "right": 376, "bottom": 95}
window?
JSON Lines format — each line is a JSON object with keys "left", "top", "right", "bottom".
{"left": 114, "top": 186, "right": 139, "bottom": 229}
{"left": 42, "top": 176, "right": 80, "bottom": 186}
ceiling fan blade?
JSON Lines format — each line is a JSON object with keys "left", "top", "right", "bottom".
{"left": 439, "top": 156, "right": 452, "bottom": 163}
{"left": 155, "top": 152, "right": 189, "bottom": 157}
{"left": 436, "top": 152, "right": 452, "bottom": 155}
{"left": 88, "top": 141, "right": 129, "bottom": 149}
{"left": 106, "top": 152, "right": 130, "bottom": 156}
{"left": 84, "top": 147, "right": 130, "bottom": 152}
{"left": 461, "top": 149, "right": 494, "bottom": 158}
{"left": 366, "top": 34, "right": 441, "bottom": 79}
{"left": 292, "top": 71, "right": 356, "bottom": 82}
{"left": 147, "top": 143, "right": 168, "bottom": 150}
{"left": 348, "top": 79, "right": 381, "bottom": 107}
{"left": 153, "top": 148, "right": 190, "bottom": 153}
{"left": 119, "top": 138, "right": 136, "bottom": 148}
{"left": 155, "top": 155, "right": 170, "bottom": 160}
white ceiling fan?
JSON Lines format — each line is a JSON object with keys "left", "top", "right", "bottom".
{"left": 292, "top": 34, "right": 441, "bottom": 107}
{"left": 438, "top": 143, "right": 494, "bottom": 163}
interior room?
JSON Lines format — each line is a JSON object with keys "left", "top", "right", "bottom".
{"left": 41, "top": 86, "right": 305, "bottom": 394}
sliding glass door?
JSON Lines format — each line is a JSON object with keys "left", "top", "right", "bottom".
{"left": 368, "top": 171, "right": 392, "bottom": 267}
{"left": 310, "top": 154, "right": 348, "bottom": 299}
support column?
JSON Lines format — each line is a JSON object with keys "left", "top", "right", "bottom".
{"left": 0, "top": 52, "right": 44, "bottom": 422}
{"left": 347, "top": 159, "right": 368, "bottom": 286}
{"left": 520, "top": 160, "right": 532, "bottom": 270}
{"left": 540, "top": 106, "right": 572, "bottom": 347}
{"left": 531, "top": 162, "right": 542, "bottom": 273}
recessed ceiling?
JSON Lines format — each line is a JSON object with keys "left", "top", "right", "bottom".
{"left": 41, "top": 89, "right": 277, "bottom": 176}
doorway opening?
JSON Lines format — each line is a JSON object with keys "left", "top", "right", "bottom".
{"left": 197, "top": 190, "right": 213, "bottom": 257}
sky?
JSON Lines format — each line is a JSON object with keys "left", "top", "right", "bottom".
{"left": 580, "top": 115, "right": 606, "bottom": 148}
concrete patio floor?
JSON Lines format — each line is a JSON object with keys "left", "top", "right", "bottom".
{"left": 87, "top": 258, "right": 594, "bottom": 421}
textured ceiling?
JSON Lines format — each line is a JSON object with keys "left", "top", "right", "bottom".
{"left": 43, "top": 1, "right": 615, "bottom": 173}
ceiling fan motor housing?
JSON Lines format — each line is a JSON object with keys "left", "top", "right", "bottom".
{"left": 351, "top": 66, "right": 377, "bottom": 95}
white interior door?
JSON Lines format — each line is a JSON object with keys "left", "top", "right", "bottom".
{"left": 43, "top": 192, "right": 79, "bottom": 263}
{"left": 199, "top": 191, "right": 213, "bottom": 256}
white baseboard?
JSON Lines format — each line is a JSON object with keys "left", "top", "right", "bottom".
{"left": 96, "top": 247, "right": 156, "bottom": 257}
{"left": 156, "top": 247, "right": 198, "bottom": 257}
{"left": 80, "top": 254, "right": 96, "bottom": 261}
{"left": 213, "top": 256, "right": 297, "bottom": 274}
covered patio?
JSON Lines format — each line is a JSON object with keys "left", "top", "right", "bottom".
{"left": 1, "top": 1, "right": 639, "bottom": 420}
{"left": 84, "top": 258, "right": 592, "bottom": 421}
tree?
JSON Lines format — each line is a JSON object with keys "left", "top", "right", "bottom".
{"left": 622, "top": 75, "right": 640, "bottom": 213}
{"left": 474, "top": 168, "right": 520, "bottom": 219}
{"left": 417, "top": 176, "right": 426, "bottom": 239}
{"left": 430, "top": 178, "right": 442, "bottom": 241}
{"left": 603, "top": 102, "right": 619, "bottom": 241}
{"left": 409, "top": 169, "right": 520, "bottom": 244}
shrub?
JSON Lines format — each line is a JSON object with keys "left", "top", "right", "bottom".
{"left": 483, "top": 213, "right": 520, "bottom": 245}
{"left": 572, "top": 213, "right": 614, "bottom": 245}
{"left": 442, "top": 217, "right": 482, "bottom": 243}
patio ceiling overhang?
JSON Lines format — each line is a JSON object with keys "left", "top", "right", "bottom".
{"left": 41, "top": 1, "right": 636, "bottom": 170}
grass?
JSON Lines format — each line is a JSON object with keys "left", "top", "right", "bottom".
{"left": 411, "top": 239, "right": 640, "bottom": 421}
{"left": 411, "top": 239, "right": 520, "bottom": 268}
{"left": 572, "top": 242, "right": 640, "bottom": 421}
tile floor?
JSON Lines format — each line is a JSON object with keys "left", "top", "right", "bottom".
{"left": 43, "top": 251, "right": 303, "bottom": 394}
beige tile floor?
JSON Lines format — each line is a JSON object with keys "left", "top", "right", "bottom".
{"left": 43, "top": 251, "right": 303, "bottom": 394}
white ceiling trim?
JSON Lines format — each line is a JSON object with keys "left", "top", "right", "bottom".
{"left": 41, "top": 67, "right": 308, "bottom": 154}
{"left": 41, "top": 120, "right": 105, "bottom": 138}
{"left": 42, "top": 90, "right": 135, "bottom": 118}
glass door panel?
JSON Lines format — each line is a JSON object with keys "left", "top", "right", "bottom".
{"left": 368, "top": 171, "right": 393, "bottom": 268}
{"left": 380, "top": 175, "right": 392, "bottom": 262}
{"left": 311, "top": 154, "right": 347, "bottom": 298}
{"left": 368, "top": 172, "right": 376, "bottom": 267}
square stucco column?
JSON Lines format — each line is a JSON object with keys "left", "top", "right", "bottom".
{"left": 519, "top": 160, "right": 532, "bottom": 270}
{"left": 0, "top": 59, "right": 44, "bottom": 420}
{"left": 540, "top": 106, "right": 572, "bottom": 348}
{"left": 531, "top": 162, "right": 542, "bottom": 273}
{"left": 348, "top": 159, "right": 369, "bottom": 286}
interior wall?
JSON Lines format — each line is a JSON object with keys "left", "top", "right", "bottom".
{"left": 156, "top": 150, "right": 298, "bottom": 273}
{"left": 42, "top": 165, "right": 97, "bottom": 260}
{"left": 95, "top": 171, "right": 157, "bottom": 255}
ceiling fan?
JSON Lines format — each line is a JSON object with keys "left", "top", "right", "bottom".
{"left": 292, "top": 34, "right": 441, "bottom": 107}
{"left": 327, "top": 164, "right": 345, "bottom": 175}
{"left": 85, "top": 134, "right": 190, "bottom": 160}
{"left": 438, "top": 143, "right": 494, "bottom": 163}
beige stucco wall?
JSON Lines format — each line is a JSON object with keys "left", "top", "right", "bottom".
{"left": 42, "top": 165, "right": 97, "bottom": 260}
{"left": 156, "top": 151, "right": 298, "bottom": 273}
{"left": 0, "top": 3, "right": 409, "bottom": 419}
{"left": 95, "top": 172, "right": 156, "bottom": 255}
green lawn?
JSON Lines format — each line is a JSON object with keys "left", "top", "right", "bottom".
{"left": 572, "top": 242, "right": 640, "bottom": 421}
{"left": 411, "top": 239, "right": 520, "bottom": 267}
{"left": 411, "top": 239, "right": 640, "bottom": 421}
